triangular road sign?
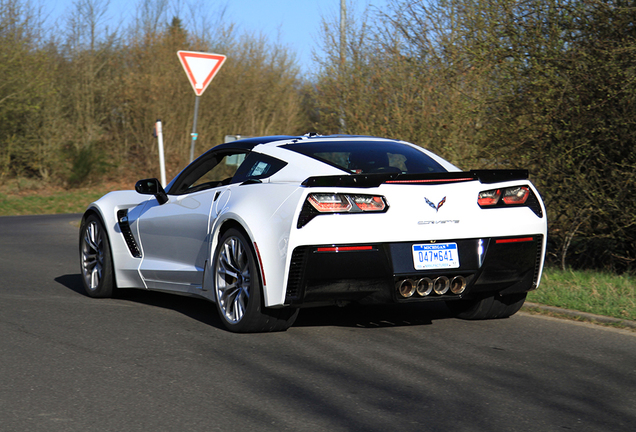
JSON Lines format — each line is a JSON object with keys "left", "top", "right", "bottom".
{"left": 177, "top": 51, "right": 227, "bottom": 96}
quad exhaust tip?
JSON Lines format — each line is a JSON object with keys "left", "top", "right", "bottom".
{"left": 416, "top": 277, "right": 433, "bottom": 296}
{"left": 395, "top": 279, "right": 416, "bottom": 298}
{"left": 450, "top": 276, "right": 467, "bottom": 295}
{"left": 396, "top": 276, "right": 467, "bottom": 298}
{"left": 433, "top": 276, "right": 450, "bottom": 295}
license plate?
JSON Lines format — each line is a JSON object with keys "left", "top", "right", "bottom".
{"left": 412, "top": 243, "right": 460, "bottom": 270}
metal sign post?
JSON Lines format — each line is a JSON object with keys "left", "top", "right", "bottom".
{"left": 189, "top": 96, "right": 200, "bottom": 163}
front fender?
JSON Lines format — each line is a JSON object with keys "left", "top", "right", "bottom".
{"left": 83, "top": 190, "right": 151, "bottom": 290}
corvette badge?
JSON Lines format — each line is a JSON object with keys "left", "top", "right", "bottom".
{"left": 425, "top": 196, "right": 446, "bottom": 212}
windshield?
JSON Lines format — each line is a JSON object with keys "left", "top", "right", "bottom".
{"left": 282, "top": 140, "right": 447, "bottom": 175}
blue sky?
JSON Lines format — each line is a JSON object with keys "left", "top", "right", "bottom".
{"left": 48, "top": 0, "right": 389, "bottom": 73}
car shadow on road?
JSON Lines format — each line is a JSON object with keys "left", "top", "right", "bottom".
{"left": 294, "top": 302, "right": 454, "bottom": 329}
{"left": 55, "top": 274, "right": 86, "bottom": 295}
{"left": 55, "top": 273, "right": 456, "bottom": 331}
{"left": 54, "top": 273, "right": 225, "bottom": 329}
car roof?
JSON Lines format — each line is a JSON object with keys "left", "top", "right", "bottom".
{"left": 218, "top": 135, "right": 300, "bottom": 151}
{"left": 209, "top": 134, "right": 396, "bottom": 152}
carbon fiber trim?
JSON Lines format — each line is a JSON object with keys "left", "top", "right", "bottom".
{"left": 117, "top": 209, "right": 141, "bottom": 258}
{"left": 285, "top": 247, "right": 309, "bottom": 302}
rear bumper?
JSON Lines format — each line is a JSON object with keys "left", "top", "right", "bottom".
{"left": 284, "top": 235, "right": 544, "bottom": 306}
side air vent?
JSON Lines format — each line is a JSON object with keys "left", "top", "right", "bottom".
{"left": 117, "top": 209, "right": 141, "bottom": 258}
{"left": 285, "top": 247, "right": 309, "bottom": 302}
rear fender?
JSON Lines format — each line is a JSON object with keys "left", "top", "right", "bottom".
{"left": 205, "top": 183, "right": 304, "bottom": 307}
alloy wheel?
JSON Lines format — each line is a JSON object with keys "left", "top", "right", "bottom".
{"left": 81, "top": 220, "right": 104, "bottom": 291}
{"left": 215, "top": 235, "right": 252, "bottom": 324}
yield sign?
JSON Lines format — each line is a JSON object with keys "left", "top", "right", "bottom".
{"left": 177, "top": 51, "right": 227, "bottom": 96}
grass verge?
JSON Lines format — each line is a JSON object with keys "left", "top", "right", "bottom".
{"left": 522, "top": 304, "right": 636, "bottom": 332}
{"left": 529, "top": 267, "right": 636, "bottom": 322}
{"left": 0, "top": 189, "right": 110, "bottom": 216}
{"left": 0, "top": 179, "right": 131, "bottom": 216}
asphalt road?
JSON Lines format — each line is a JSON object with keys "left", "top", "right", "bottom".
{"left": 1, "top": 213, "right": 635, "bottom": 432}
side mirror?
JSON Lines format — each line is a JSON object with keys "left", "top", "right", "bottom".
{"left": 135, "top": 178, "right": 169, "bottom": 205}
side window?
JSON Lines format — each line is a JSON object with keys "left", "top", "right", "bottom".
{"left": 169, "top": 151, "right": 248, "bottom": 195}
{"left": 188, "top": 153, "right": 246, "bottom": 192}
{"left": 231, "top": 152, "right": 288, "bottom": 184}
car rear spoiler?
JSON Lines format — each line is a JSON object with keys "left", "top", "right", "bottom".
{"left": 301, "top": 170, "right": 529, "bottom": 188}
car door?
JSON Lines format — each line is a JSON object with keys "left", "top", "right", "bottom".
{"left": 135, "top": 150, "right": 247, "bottom": 292}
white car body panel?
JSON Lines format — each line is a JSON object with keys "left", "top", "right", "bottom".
{"left": 136, "top": 189, "right": 218, "bottom": 291}
{"left": 208, "top": 182, "right": 305, "bottom": 306}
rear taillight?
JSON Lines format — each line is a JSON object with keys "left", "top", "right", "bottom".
{"left": 298, "top": 193, "right": 388, "bottom": 228}
{"left": 308, "top": 194, "right": 352, "bottom": 212}
{"left": 478, "top": 185, "right": 542, "bottom": 217}
{"left": 477, "top": 189, "right": 501, "bottom": 206}
{"left": 502, "top": 186, "right": 529, "bottom": 204}
{"left": 307, "top": 193, "right": 386, "bottom": 213}
{"left": 350, "top": 195, "right": 386, "bottom": 212}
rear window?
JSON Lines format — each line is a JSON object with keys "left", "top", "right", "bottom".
{"left": 282, "top": 140, "right": 446, "bottom": 174}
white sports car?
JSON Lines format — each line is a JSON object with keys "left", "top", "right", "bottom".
{"left": 80, "top": 135, "right": 547, "bottom": 332}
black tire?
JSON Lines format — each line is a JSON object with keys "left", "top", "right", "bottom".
{"left": 79, "top": 214, "right": 115, "bottom": 298}
{"left": 446, "top": 293, "right": 527, "bottom": 320}
{"left": 213, "top": 228, "right": 298, "bottom": 333}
